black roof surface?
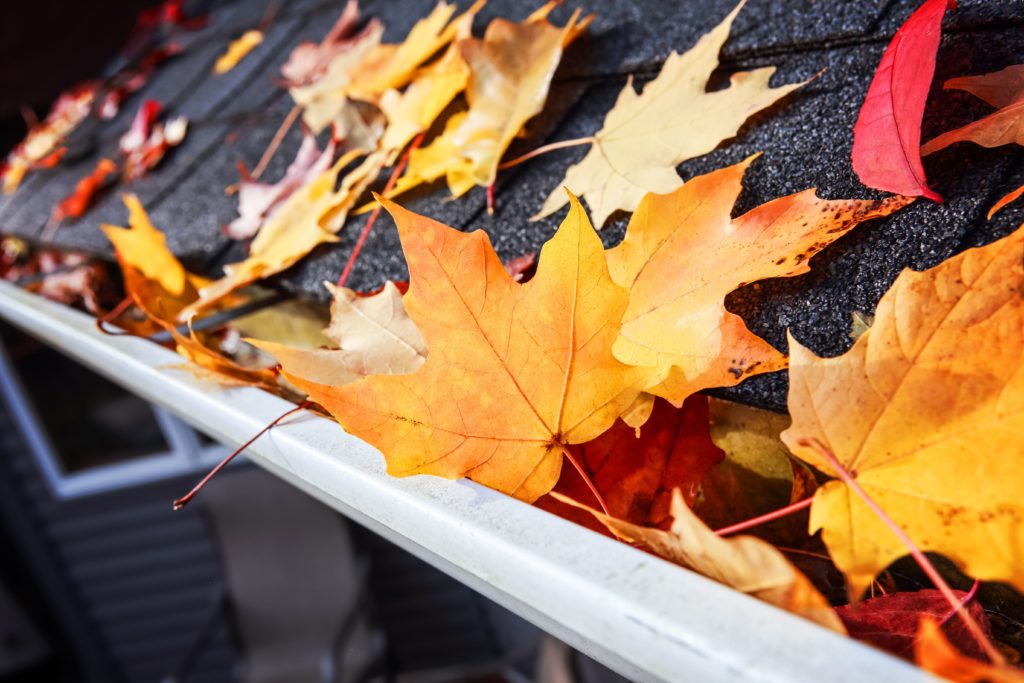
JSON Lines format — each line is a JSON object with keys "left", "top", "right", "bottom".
{"left": 2, "top": 0, "right": 1023, "bottom": 411}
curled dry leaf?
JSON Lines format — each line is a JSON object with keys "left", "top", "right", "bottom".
{"left": 923, "top": 64, "right": 1024, "bottom": 156}
{"left": 534, "top": 0, "right": 807, "bottom": 227}
{"left": 183, "top": 149, "right": 386, "bottom": 318}
{"left": 851, "top": 0, "right": 953, "bottom": 201}
{"left": 284, "top": 194, "right": 651, "bottom": 502}
{"left": 52, "top": 158, "right": 118, "bottom": 223}
{"left": 227, "top": 130, "right": 336, "bottom": 240}
{"left": 607, "top": 155, "right": 913, "bottom": 406}
{"left": 2, "top": 84, "right": 95, "bottom": 194}
{"left": 389, "top": 3, "right": 591, "bottom": 199}
{"left": 214, "top": 29, "right": 264, "bottom": 75}
{"left": 165, "top": 320, "right": 283, "bottom": 393}
{"left": 916, "top": 619, "right": 1024, "bottom": 683}
{"left": 538, "top": 395, "right": 723, "bottom": 532}
{"left": 782, "top": 224, "right": 1024, "bottom": 597}
{"left": 836, "top": 589, "right": 992, "bottom": 661}
{"left": 252, "top": 280, "right": 426, "bottom": 387}
{"left": 553, "top": 488, "right": 845, "bottom": 632}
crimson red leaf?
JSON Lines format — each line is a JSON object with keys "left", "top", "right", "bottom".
{"left": 537, "top": 395, "right": 724, "bottom": 533}
{"left": 836, "top": 589, "right": 992, "bottom": 661}
{"left": 851, "top": 0, "right": 955, "bottom": 201}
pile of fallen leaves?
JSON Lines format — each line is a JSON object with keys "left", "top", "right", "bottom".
{"left": 6, "top": 0, "right": 1024, "bottom": 679}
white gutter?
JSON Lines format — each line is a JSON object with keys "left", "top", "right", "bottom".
{"left": 0, "top": 281, "right": 938, "bottom": 683}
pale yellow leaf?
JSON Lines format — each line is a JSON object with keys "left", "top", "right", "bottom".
{"left": 534, "top": 0, "right": 807, "bottom": 227}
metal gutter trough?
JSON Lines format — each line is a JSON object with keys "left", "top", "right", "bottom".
{"left": 0, "top": 280, "right": 940, "bottom": 683}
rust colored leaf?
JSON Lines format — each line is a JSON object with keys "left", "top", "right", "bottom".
{"left": 607, "top": 156, "right": 912, "bottom": 405}
{"left": 555, "top": 488, "right": 845, "bottom": 632}
{"left": 539, "top": 395, "right": 723, "bottom": 532}
{"left": 783, "top": 224, "right": 1024, "bottom": 597}
{"left": 989, "top": 182, "right": 1024, "bottom": 219}
{"left": 284, "top": 193, "right": 651, "bottom": 502}
{"left": 851, "top": 0, "right": 953, "bottom": 201}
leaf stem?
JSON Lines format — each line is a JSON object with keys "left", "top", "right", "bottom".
{"left": 798, "top": 437, "right": 1004, "bottom": 666}
{"left": 714, "top": 497, "right": 813, "bottom": 536}
{"left": 95, "top": 295, "right": 136, "bottom": 336}
{"left": 558, "top": 444, "right": 609, "bottom": 516}
{"left": 250, "top": 104, "right": 300, "bottom": 181}
{"left": 939, "top": 580, "right": 980, "bottom": 628}
{"left": 337, "top": 132, "right": 424, "bottom": 288}
{"left": 173, "top": 401, "right": 310, "bottom": 510}
{"left": 498, "top": 136, "right": 595, "bottom": 170}
{"left": 486, "top": 181, "right": 495, "bottom": 215}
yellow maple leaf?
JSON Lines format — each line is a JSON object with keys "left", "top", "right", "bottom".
{"left": 553, "top": 489, "right": 845, "bottom": 632}
{"left": 102, "top": 193, "right": 188, "bottom": 298}
{"left": 534, "top": 0, "right": 808, "bottom": 227}
{"left": 284, "top": 193, "right": 651, "bottom": 502}
{"left": 607, "top": 156, "right": 912, "bottom": 405}
{"left": 181, "top": 150, "right": 385, "bottom": 319}
{"left": 782, "top": 224, "right": 1024, "bottom": 596}
{"left": 387, "top": 4, "right": 591, "bottom": 200}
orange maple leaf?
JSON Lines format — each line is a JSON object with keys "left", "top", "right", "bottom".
{"left": 284, "top": 193, "right": 652, "bottom": 502}
{"left": 608, "top": 155, "right": 913, "bottom": 405}
{"left": 782, "top": 223, "right": 1024, "bottom": 596}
